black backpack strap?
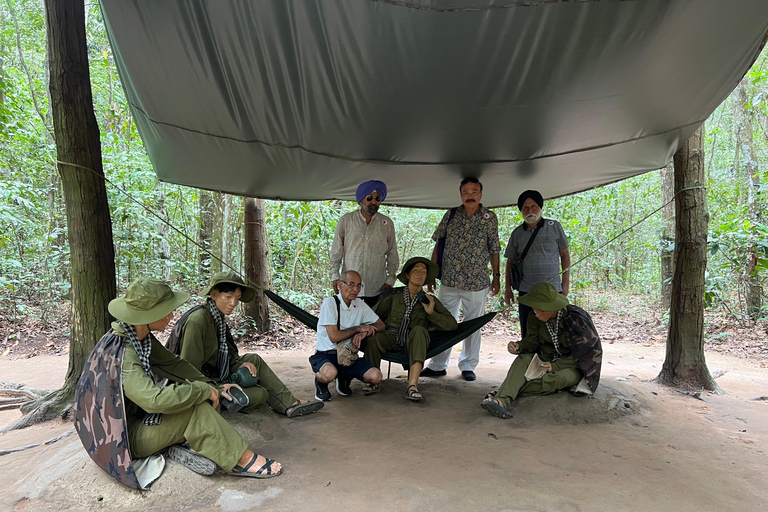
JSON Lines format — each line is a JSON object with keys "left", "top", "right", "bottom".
{"left": 519, "top": 218, "right": 544, "bottom": 262}
{"left": 333, "top": 295, "right": 341, "bottom": 330}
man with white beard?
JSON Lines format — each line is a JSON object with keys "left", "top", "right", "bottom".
{"left": 504, "top": 190, "right": 570, "bottom": 338}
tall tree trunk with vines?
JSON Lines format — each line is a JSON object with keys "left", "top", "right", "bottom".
{"left": 4, "top": 0, "right": 117, "bottom": 431}
{"left": 655, "top": 127, "right": 718, "bottom": 391}
{"left": 660, "top": 164, "right": 675, "bottom": 312}
{"left": 244, "top": 198, "right": 271, "bottom": 332}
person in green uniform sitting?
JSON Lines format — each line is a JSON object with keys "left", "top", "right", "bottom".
{"left": 362, "top": 257, "right": 458, "bottom": 401}
{"left": 75, "top": 277, "right": 282, "bottom": 485}
{"left": 481, "top": 282, "right": 602, "bottom": 419}
{"left": 173, "top": 271, "right": 323, "bottom": 418}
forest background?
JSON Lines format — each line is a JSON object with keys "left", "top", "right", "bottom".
{"left": 1, "top": 1, "right": 767, "bottom": 353}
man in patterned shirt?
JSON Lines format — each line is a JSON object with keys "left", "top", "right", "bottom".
{"left": 422, "top": 177, "right": 501, "bottom": 381}
{"left": 330, "top": 180, "right": 399, "bottom": 307}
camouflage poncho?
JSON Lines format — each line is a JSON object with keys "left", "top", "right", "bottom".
{"left": 563, "top": 304, "right": 603, "bottom": 393}
{"left": 74, "top": 331, "right": 142, "bottom": 489}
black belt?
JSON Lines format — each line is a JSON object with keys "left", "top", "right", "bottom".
{"left": 315, "top": 349, "right": 337, "bottom": 355}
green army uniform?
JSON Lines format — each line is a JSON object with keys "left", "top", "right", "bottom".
{"left": 116, "top": 323, "right": 248, "bottom": 471}
{"left": 495, "top": 312, "right": 582, "bottom": 408}
{"left": 363, "top": 289, "right": 458, "bottom": 369}
{"left": 178, "top": 308, "right": 296, "bottom": 414}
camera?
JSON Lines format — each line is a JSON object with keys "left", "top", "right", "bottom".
{"left": 415, "top": 290, "right": 430, "bottom": 304}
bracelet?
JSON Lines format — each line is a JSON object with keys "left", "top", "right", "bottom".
{"left": 492, "top": 273, "right": 501, "bottom": 277}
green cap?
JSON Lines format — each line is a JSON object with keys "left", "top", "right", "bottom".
{"left": 201, "top": 271, "right": 256, "bottom": 303}
{"left": 108, "top": 278, "right": 189, "bottom": 325}
{"left": 518, "top": 282, "right": 569, "bottom": 311}
{"left": 397, "top": 257, "right": 439, "bottom": 286}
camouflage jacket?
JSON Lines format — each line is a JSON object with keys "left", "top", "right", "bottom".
{"left": 518, "top": 304, "right": 602, "bottom": 392}
{"left": 74, "top": 325, "right": 215, "bottom": 490}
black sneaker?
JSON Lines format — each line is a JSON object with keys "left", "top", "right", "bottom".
{"left": 315, "top": 379, "right": 332, "bottom": 401}
{"left": 335, "top": 376, "right": 352, "bottom": 396}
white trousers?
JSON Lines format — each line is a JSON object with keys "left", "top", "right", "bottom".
{"left": 426, "top": 286, "right": 488, "bottom": 372}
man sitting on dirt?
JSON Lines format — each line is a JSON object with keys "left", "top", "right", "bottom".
{"left": 311, "top": 270, "right": 385, "bottom": 401}
{"left": 361, "top": 257, "right": 457, "bottom": 401}
{"left": 481, "top": 282, "right": 602, "bottom": 419}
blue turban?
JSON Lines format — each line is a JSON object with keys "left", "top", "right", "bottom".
{"left": 356, "top": 180, "right": 388, "bottom": 203}
{"left": 517, "top": 190, "right": 544, "bottom": 211}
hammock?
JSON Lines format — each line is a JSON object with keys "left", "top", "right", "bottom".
{"left": 265, "top": 290, "right": 496, "bottom": 375}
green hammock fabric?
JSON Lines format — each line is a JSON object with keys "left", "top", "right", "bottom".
{"left": 265, "top": 290, "right": 497, "bottom": 366}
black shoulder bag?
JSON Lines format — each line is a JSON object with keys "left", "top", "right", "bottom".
{"left": 509, "top": 222, "right": 542, "bottom": 291}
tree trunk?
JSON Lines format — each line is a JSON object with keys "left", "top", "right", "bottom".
{"left": 655, "top": 126, "right": 718, "bottom": 391}
{"left": 660, "top": 164, "right": 675, "bottom": 312}
{"left": 734, "top": 83, "right": 762, "bottom": 322}
{"left": 244, "top": 198, "right": 271, "bottom": 332}
{"left": 198, "top": 189, "right": 214, "bottom": 286}
{"left": 4, "top": 0, "right": 118, "bottom": 431}
{"left": 211, "top": 191, "right": 224, "bottom": 274}
{"left": 155, "top": 182, "right": 171, "bottom": 282}
{"left": 221, "top": 193, "right": 235, "bottom": 271}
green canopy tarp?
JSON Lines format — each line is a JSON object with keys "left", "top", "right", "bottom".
{"left": 99, "top": 0, "right": 768, "bottom": 208}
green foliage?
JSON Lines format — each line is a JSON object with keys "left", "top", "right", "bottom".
{"left": 0, "top": 1, "right": 766, "bottom": 323}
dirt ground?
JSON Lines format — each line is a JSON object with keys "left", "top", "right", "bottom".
{"left": 1, "top": 314, "right": 767, "bottom": 511}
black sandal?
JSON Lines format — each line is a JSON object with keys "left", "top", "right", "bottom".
{"left": 228, "top": 453, "right": 282, "bottom": 479}
{"left": 405, "top": 384, "right": 424, "bottom": 402}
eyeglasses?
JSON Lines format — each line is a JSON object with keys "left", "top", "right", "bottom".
{"left": 340, "top": 280, "right": 364, "bottom": 290}
{"left": 365, "top": 195, "right": 383, "bottom": 203}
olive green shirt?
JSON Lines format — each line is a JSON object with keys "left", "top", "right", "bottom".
{"left": 373, "top": 289, "right": 458, "bottom": 332}
{"left": 116, "top": 322, "right": 215, "bottom": 428}
{"left": 178, "top": 307, "right": 243, "bottom": 378}
{"left": 518, "top": 311, "right": 573, "bottom": 362}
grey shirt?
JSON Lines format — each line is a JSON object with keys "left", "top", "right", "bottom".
{"left": 505, "top": 218, "right": 568, "bottom": 293}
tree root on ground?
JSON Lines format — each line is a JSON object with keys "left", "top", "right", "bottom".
{"left": 0, "top": 427, "right": 75, "bottom": 456}
{"left": 0, "top": 384, "right": 75, "bottom": 433}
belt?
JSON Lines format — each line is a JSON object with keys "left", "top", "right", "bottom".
{"left": 315, "top": 349, "right": 337, "bottom": 355}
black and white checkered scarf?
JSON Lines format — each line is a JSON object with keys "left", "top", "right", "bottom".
{"left": 118, "top": 321, "right": 163, "bottom": 426}
{"left": 545, "top": 309, "right": 565, "bottom": 361}
{"left": 397, "top": 288, "right": 417, "bottom": 347}
{"left": 207, "top": 297, "right": 232, "bottom": 383}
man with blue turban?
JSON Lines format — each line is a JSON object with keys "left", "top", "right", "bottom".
{"left": 330, "top": 180, "right": 399, "bottom": 309}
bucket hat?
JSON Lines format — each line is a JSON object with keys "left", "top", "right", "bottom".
{"left": 108, "top": 277, "right": 189, "bottom": 325}
{"left": 517, "top": 282, "right": 569, "bottom": 311}
{"left": 201, "top": 271, "right": 256, "bottom": 303}
{"left": 397, "top": 257, "right": 439, "bottom": 286}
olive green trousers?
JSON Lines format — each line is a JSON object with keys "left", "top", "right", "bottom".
{"left": 363, "top": 326, "right": 430, "bottom": 370}
{"left": 495, "top": 354, "right": 582, "bottom": 408}
{"left": 128, "top": 402, "right": 247, "bottom": 471}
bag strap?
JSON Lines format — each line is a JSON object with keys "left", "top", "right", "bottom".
{"left": 438, "top": 207, "right": 459, "bottom": 242}
{"left": 519, "top": 219, "right": 544, "bottom": 262}
{"left": 333, "top": 295, "right": 341, "bottom": 330}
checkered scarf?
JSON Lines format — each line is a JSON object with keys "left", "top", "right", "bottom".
{"left": 397, "top": 288, "right": 417, "bottom": 347}
{"left": 545, "top": 309, "right": 565, "bottom": 361}
{"left": 118, "top": 321, "right": 163, "bottom": 426}
{"left": 207, "top": 297, "right": 232, "bottom": 383}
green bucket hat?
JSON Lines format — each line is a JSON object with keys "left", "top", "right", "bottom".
{"left": 201, "top": 271, "right": 256, "bottom": 303}
{"left": 108, "top": 277, "right": 190, "bottom": 325}
{"left": 518, "top": 282, "right": 569, "bottom": 311}
{"left": 397, "top": 257, "right": 439, "bottom": 286}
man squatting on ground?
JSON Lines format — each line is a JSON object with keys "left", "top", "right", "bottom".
{"left": 174, "top": 271, "right": 323, "bottom": 418}
{"left": 422, "top": 177, "right": 501, "bottom": 381}
{"left": 482, "top": 282, "right": 602, "bottom": 419}
{"left": 505, "top": 189, "right": 570, "bottom": 338}
{"left": 330, "top": 180, "right": 399, "bottom": 307}
{"left": 311, "top": 270, "right": 385, "bottom": 401}
{"left": 362, "top": 257, "right": 457, "bottom": 401}
{"left": 75, "top": 278, "right": 282, "bottom": 484}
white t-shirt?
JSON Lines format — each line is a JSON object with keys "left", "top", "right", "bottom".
{"left": 315, "top": 293, "right": 380, "bottom": 352}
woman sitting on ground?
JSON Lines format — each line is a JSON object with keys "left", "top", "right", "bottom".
{"left": 172, "top": 271, "right": 323, "bottom": 418}
{"left": 74, "top": 277, "right": 282, "bottom": 486}
{"left": 362, "top": 257, "right": 458, "bottom": 401}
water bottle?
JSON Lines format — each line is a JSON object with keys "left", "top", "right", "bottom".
{"left": 230, "top": 367, "right": 259, "bottom": 387}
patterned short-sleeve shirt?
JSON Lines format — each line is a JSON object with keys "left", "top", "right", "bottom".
{"left": 432, "top": 204, "right": 501, "bottom": 291}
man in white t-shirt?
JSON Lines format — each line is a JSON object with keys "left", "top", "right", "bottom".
{"left": 310, "top": 271, "right": 385, "bottom": 401}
